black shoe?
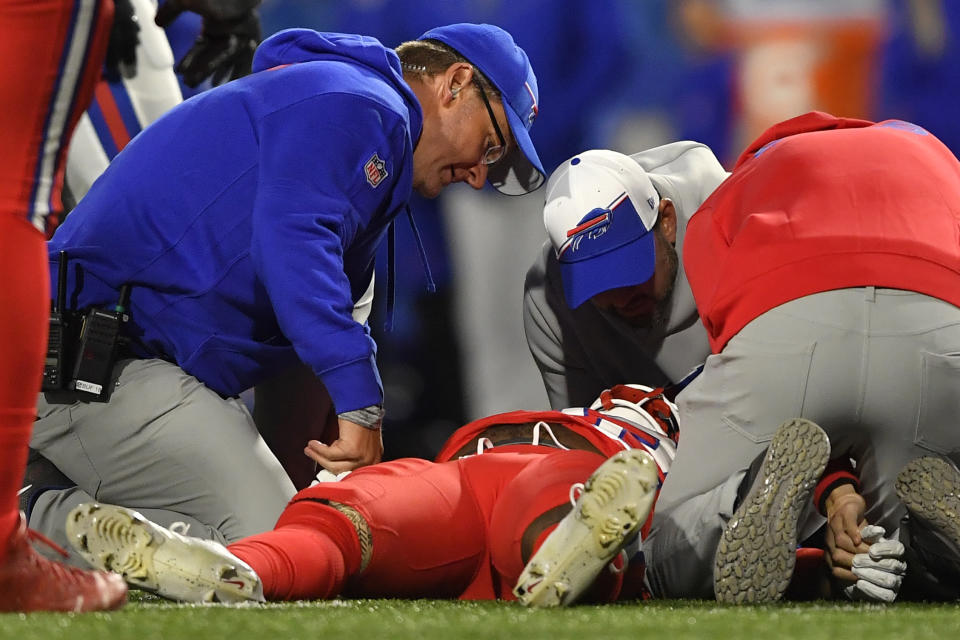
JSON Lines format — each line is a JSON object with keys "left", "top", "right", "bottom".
{"left": 714, "top": 418, "right": 831, "bottom": 604}
{"left": 895, "top": 456, "right": 960, "bottom": 601}
{"left": 19, "top": 449, "right": 73, "bottom": 519}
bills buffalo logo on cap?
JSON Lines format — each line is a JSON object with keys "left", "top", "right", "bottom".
{"left": 557, "top": 192, "right": 631, "bottom": 259}
{"left": 365, "top": 153, "right": 388, "bottom": 188}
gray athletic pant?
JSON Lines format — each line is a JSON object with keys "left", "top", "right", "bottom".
{"left": 645, "top": 287, "right": 960, "bottom": 598}
{"left": 30, "top": 358, "right": 297, "bottom": 566}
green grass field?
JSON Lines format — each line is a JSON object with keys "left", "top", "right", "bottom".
{"left": 3, "top": 595, "right": 960, "bottom": 640}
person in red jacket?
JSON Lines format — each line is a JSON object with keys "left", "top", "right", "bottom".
{"left": 516, "top": 115, "right": 959, "bottom": 604}
{"left": 646, "top": 112, "right": 960, "bottom": 604}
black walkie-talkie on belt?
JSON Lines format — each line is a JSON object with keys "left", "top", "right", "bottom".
{"left": 41, "top": 251, "right": 131, "bottom": 402}
{"left": 70, "top": 284, "right": 131, "bottom": 401}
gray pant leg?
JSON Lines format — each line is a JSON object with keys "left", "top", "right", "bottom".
{"left": 30, "top": 487, "right": 226, "bottom": 563}
{"left": 645, "top": 471, "right": 744, "bottom": 598}
{"left": 30, "top": 359, "right": 296, "bottom": 565}
{"left": 646, "top": 288, "right": 960, "bottom": 597}
{"left": 644, "top": 314, "right": 827, "bottom": 597}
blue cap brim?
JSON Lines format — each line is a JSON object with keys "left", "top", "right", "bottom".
{"left": 559, "top": 232, "right": 656, "bottom": 309}
{"left": 487, "top": 103, "right": 545, "bottom": 195}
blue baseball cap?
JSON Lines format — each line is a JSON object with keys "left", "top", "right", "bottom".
{"left": 419, "top": 23, "right": 544, "bottom": 195}
{"left": 544, "top": 150, "right": 662, "bottom": 308}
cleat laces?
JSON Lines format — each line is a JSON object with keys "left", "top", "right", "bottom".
{"left": 25, "top": 526, "right": 69, "bottom": 559}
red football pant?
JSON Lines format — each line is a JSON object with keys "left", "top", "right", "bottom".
{"left": 0, "top": 217, "right": 49, "bottom": 551}
{"left": 228, "top": 448, "right": 610, "bottom": 600}
{"left": 0, "top": 0, "right": 111, "bottom": 553}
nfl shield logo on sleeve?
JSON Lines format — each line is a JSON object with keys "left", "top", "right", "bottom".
{"left": 364, "top": 153, "right": 388, "bottom": 188}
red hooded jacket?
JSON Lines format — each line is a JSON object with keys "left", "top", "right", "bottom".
{"left": 684, "top": 112, "right": 960, "bottom": 353}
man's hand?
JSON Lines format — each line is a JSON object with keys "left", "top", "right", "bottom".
{"left": 824, "top": 485, "right": 869, "bottom": 580}
{"left": 155, "top": 0, "right": 261, "bottom": 87}
{"left": 824, "top": 484, "right": 906, "bottom": 603}
{"left": 304, "top": 417, "right": 383, "bottom": 474}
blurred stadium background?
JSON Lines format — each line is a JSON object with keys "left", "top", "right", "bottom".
{"left": 257, "top": 0, "right": 960, "bottom": 461}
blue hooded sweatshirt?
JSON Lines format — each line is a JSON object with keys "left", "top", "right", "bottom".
{"left": 48, "top": 29, "right": 423, "bottom": 414}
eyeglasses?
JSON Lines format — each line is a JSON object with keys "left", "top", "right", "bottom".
{"left": 472, "top": 76, "right": 507, "bottom": 166}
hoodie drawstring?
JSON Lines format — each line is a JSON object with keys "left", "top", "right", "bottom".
{"left": 385, "top": 220, "right": 397, "bottom": 332}
{"left": 407, "top": 206, "right": 437, "bottom": 294}
{"left": 383, "top": 206, "right": 436, "bottom": 332}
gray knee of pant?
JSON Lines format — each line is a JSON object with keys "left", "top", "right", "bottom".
{"left": 645, "top": 471, "right": 745, "bottom": 598}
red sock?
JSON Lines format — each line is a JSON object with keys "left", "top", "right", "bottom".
{"left": 0, "top": 217, "right": 48, "bottom": 555}
{"left": 227, "top": 506, "right": 362, "bottom": 601}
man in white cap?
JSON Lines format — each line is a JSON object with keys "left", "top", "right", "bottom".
{"left": 523, "top": 143, "right": 728, "bottom": 410}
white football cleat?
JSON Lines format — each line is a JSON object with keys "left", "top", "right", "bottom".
{"left": 66, "top": 503, "right": 264, "bottom": 603}
{"left": 513, "top": 448, "right": 659, "bottom": 607}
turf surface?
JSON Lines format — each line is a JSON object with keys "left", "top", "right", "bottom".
{"left": 2, "top": 595, "right": 960, "bottom": 640}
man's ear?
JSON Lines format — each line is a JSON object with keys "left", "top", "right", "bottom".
{"left": 659, "top": 198, "right": 677, "bottom": 245}
{"left": 443, "top": 63, "right": 474, "bottom": 104}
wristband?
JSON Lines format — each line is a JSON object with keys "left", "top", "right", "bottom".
{"left": 339, "top": 405, "right": 385, "bottom": 430}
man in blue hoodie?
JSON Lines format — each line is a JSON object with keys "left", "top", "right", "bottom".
{"left": 28, "top": 23, "right": 544, "bottom": 558}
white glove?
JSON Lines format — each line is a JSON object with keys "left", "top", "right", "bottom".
{"left": 310, "top": 468, "right": 351, "bottom": 485}
{"left": 843, "top": 524, "right": 907, "bottom": 603}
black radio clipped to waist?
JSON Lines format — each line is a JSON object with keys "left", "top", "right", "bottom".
{"left": 42, "top": 251, "right": 131, "bottom": 402}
